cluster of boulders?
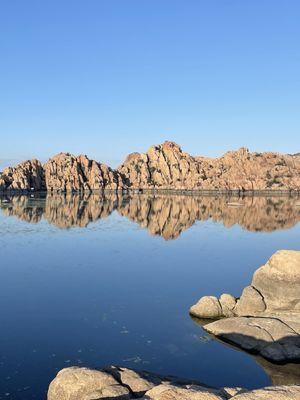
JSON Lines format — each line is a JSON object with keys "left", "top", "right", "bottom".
{"left": 2, "top": 194, "right": 300, "bottom": 236}
{"left": 45, "top": 250, "right": 300, "bottom": 399}
{"left": 119, "top": 142, "right": 300, "bottom": 191}
{"left": 190, "top": 250, "right": 300, "bottom": 363}
{"left": 1, "top": 142, "right": 300, "bottom": 192}
{"left": 0, "top": 159, "right": 45, "bottom": 191}
{"left": 47, "top": 365, "right": 300, "bottom": 400}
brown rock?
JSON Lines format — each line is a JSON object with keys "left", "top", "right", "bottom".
{"left": 190, "top": 296, "right": 223, "bottom": 319}
{"left": 118, "top": 142, "right": 300, "bottom": 191}
{"left": 0, "top": 159, "right": 45, "bottom": 191}
{"left": 44, "top": 153, "right": 126, "bottom": 192}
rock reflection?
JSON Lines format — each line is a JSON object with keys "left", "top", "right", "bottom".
{"left": 1, "top": 194, "right": 300, "bottom": 238}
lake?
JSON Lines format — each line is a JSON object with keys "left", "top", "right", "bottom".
{"left": 0, "top": 193, "right": 300, "bottom": 399}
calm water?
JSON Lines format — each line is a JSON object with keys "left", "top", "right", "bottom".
{"left": 0, "top": 193, "right": 300, "bottom": 399}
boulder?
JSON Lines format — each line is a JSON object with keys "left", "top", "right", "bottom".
{"left": 190, "top": 250, "right": 300, "bottom": 363}
{"left": 234, "top": 286, "right": 266, "bottom": 316}
{"left": 190, "top": 296, "right": 223, "bottom": 319}
{"left": 252, "top": 250, "right": 300, "bottom": 312}
{"left": 204, "top": 317, "right": 300, "bottom": 362}
{"left": 143, "top": 383, "right": 226, "bottom": 400}
{"left": 230, "top": 385, "right": 300, "bottom": 399}
{"left": 47, "top": 366, "right": 300, "bottom": 399}
{"left": 47, "top": 367, "right": 131, "bottom": 399}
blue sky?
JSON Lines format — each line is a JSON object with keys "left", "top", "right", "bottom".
{"left": 0, "top": 0, "right": 299, "bottom": 169}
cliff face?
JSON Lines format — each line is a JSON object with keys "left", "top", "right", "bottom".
{"left": 1, "top": 142, "right": 300, "bottom": 192}
{"left": 118, "top": 141, "right": 300, "bottom": 191}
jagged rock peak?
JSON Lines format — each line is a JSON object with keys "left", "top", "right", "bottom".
{"left": 44, "top": 152, "right": 126, "bottom": 192}
{"left": 1, "top": 143, "right": 300, "bottom": 192}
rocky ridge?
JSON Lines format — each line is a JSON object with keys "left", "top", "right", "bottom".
{"left": 190, "top": 250, "right": 300, "bottom": 363}
{"left": 47, "top": 365, "right": 300, "bottom": 400}
{"left": 1, "top": 142, "right": 300, "bottom": 192}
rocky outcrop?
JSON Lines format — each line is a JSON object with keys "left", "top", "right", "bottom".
{"left": 1, "top": 142, "right": 300, "bottom": 192}
{"left": 47, "top": 365, "right": 300, "bottom": 399}
{"left": 118, "top": 142, "right": 300, "bottom": 191}
{"left": 44, "top": 153, "right": 126, "bottom": 192}
{"left": 190, "top": 250, "right": 300, "bottom": 363}
{"left": 0, "top": 159, "right": 45, "bottom": 191}
{"left": 1, "top": 194, "right": 300, "bottom": 236}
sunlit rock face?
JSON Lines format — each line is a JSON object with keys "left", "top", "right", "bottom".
{"left": 190, "top": 250, "right": 300, "bottom": 363}
{"left": 2, "top": 142, "right": 300, "bottom": 192}
{"left": 1, "top": 194, "right": 300, "bottom": 237}
{"left": 44, "top": 153, "right": 126, "bottom": 192}
{"left": 0, "top": 159, "right": 45, "bottom": 191}
{"left": 118, "top": 142, "right": 300, "bottom": 191}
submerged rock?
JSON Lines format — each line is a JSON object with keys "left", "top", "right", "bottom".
{"left": 190, "top": 250, "right": 300, "bottom": 363}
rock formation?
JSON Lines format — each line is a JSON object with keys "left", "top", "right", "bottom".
{"left": 190, "top": 250, "right": 300, "bottom": 363}
{"left": 1, "top": 194, "right": 300, "bottom": 235}
{"left": 1, "top": 142, "right": 300, "bottom": 192}
{"left": 118, "top": 142, "right": 300, "bottom": 191}
{"left": 47, "top": 365, "right": 300, "bottom": 399}
{"left": 0, "top": 159, "right": 45, "bottom": 191}
{"left": 44, "top": 153, "right": 125, "bottom": 192}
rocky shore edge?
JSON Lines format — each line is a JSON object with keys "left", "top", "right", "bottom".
{"left": 47, "top": 365, "right": 300, "bottom": 399}
{"left": 190, "top": 250, "right": 300, "bottom": 364}
{"left": 47, "top": 250, "right": 300, "bottom": 399}
{"left": 1, "top": 141, "right": 300, "bottom": 192}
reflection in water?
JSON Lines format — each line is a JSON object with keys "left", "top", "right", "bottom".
{"left": 191, "top": 316, "right": 300, "bottom": 386}
{"left": 1, "top": 193, "right": 300, "bottom": 239}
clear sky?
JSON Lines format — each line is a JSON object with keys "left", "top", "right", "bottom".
{"left": 0, "top": 0, "right": 299, "bottom": 169}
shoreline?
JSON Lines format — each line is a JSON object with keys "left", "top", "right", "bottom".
{"left": 1, "top": 188, "right": 300, "bottom": 196}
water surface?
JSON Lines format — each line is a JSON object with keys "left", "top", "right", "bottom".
{"left": 0, "top": 193, "right": 300, "bottom": 399}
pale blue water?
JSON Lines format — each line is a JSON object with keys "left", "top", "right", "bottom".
{"left": 0, "top": 194, "right": 299, "bottom": 399}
